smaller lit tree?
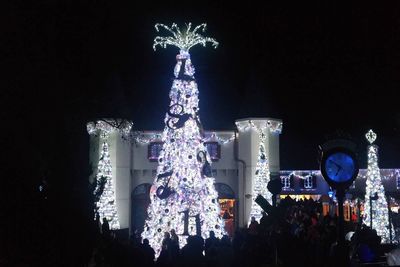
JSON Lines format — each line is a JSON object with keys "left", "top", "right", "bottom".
{"left": 94, "top": 141, "right": 120, "bottom": 229}
{"left": 362, "top": 129, "right": 391, "bottom": 243}
{"left": 249, "top": 130, "right": 272, "bottom": 223}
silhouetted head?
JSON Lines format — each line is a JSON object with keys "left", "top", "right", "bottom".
{"left": 170, "top": 229, "right": 176, "bottom": 235}
{"left": 164, "top": 232, "right": 170, "bottom": 239}
{"left": 103, "top": 218, "right": 107, "bottom": 223}
{"left": 143, "top": 238, "right": 149, "bottom": 245}
{"left": 209, "top": 231, "right": 215, "bottom": 238}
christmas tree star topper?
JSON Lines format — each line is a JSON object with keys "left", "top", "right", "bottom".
{"left": 153, "top": 23, "right": 219, "bottom": 52}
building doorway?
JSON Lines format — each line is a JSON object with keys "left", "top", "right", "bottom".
{"left": 215, "top": 183, "right": 236, "bottom": 237}
{"left": 131, "top": 183, "right": 151, "bottom": 234}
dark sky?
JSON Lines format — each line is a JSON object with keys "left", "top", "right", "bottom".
{"left": 4, "top": 1, "right": 400, "bottom": 170}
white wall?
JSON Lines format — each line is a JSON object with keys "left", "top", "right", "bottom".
{"left": 113, "top": 132, "right": 132, "bottom": 229}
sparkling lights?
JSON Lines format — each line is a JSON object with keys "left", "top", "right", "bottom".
{"left": 249, "top": 130, "right": 272, "bottom": 223}
{"left": 235, "top": 119, "right": 282, "bottom": 223}
{"left": 87, "top": 119, "right": 133, "bottom": 139}
{"left": 94, "top": 141, "right": 120, "bottom": 230}
{"left": 87, "top": 119, "right": 130, "bottom": 230}
{"left": 142, "top": 23, "right": 225, "bottom": 257}
{"left": 362, "top": 130, "right": 393, "bottom": 243}
{"left": 153, "top": 23, "right": 218, "bottom": 52}
{"left": 132, "top": 131, "right": 235, "bottom": 145}
{"left": 235, "top": 119, "right": 283, "bottom": 134}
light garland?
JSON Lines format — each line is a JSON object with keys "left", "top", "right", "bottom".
{"left": 132, "top": 132, "right": 164, "bottom": 144}
{"left": 362, "top": 129, "right": 393, "bottom": 243}
{"left": 94, "top": 142, "right": 120, "bottom": 230}
{"left": 142, "top": 23, "right": 225, "bottom": 258}
{"left": 132, "top": 131, "right": 235, "bottom": 145}
{"left": 87, "top": 119, "right": 133, "bottom": 139}
{"left": 356, "top": 169, "right": 400, "bottom": 180}
{"left": 235, "top": 119, "right": 283, "bottom": 134}
{"left": 202, "top": 132, "right": 236, "bottom": 144}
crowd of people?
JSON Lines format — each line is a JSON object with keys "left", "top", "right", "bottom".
{"left": 90, "top": 197, "right": 399, "bottom": 267}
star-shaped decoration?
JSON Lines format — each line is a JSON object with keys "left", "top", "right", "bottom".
{"left": 365, "top": 129, "right": 377, "bottom": 144}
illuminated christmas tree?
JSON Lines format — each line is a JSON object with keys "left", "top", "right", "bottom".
{"left": 249, "top": 130, "right": 272, "bottom": 223}
{"left": 95, "top": 141, "right": 120, "bottom": 230}
{"left": 362, "top": 129, "right": 391, "bottom": 243}
{"left": 142, "top": 23, "right": 225, "bottom": 256}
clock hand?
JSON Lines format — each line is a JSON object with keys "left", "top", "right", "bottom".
{"left": 329, "top": 159, "right": 341, "bottom": 168}
{"left": 335, "top": 166, "right": 342, "bottom": 176}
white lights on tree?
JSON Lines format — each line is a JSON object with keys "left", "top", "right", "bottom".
{"left": 142, "top": 23, "right": 225, "bottom": 257}
{"left": 235, "top": 119, "right": 282, "bottom": 224}
{"left": 249, "top": 130, "right": 272, "bottom": 223}
{"left": 362, "top": 129, "right": 392, "bottom": 243}
{"left": 94, "top": 141, "right": 120, "bottom": 230}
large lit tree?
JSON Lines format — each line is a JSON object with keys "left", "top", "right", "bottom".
{"left": 142, "top": 23, "right": 225, "bottom": 256}
{"left": 95, "top": 141, "right": 120, "bottom": 230}
{"left": 362, "top": 129, "right": 391, "bottom": 243}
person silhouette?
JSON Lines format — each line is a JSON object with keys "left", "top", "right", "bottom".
{"left": 170, "top": 229, "right": 180, "bottom": 260}
{"left": 248, "top": 216, "right": 259, "bottom": 235}
{"left": 141, "top": 238, "right": 155, "bottom": 266}
{"left": 102, "top": 217, "right": 110, "bottom": 237}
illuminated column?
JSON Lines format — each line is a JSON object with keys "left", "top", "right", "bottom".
{"left": 235, "top": 118, "right": 282, "bottom": 226}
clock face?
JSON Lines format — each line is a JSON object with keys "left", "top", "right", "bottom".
{"left": 324, "top": 152, "right": 356, "bottom": 183}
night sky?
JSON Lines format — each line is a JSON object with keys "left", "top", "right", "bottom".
{"left": 4, "top": 2, "right": 400, "bottom": 172}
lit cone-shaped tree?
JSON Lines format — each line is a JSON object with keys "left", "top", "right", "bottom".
{"left": 362, "top": 129, "right": 392, "bottom": 243}
{"left": 142, "top": 23, "right": 225, "bottom": 256}
{"left": 95, "top": 141, "right": 120, "bottom": 229}
{"left": 249, "top": 130, "right": 272, "bottom": 223}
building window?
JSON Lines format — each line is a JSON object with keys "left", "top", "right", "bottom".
{"left": 304, "top": 175, "right": 313, "bottom": 189}
{"left": 148, "top": 142, "right": 164, "bottom": 161}
{"left": 397, "top": 175, "right": 400, "bottom": 190}
{"left": 205, "top": 142, "right": 221, "bottom": 161}
{"left": 302, "top": 174, "right": 316, "bottom": 189}
{"left": 281, "top": 175, "right": 291, "bottom": 190}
